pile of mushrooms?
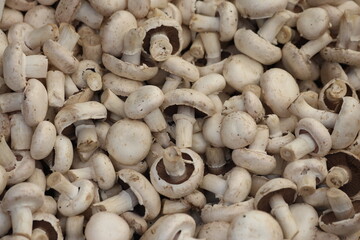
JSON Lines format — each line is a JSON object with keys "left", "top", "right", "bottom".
{"left": 2, "top": 0, "right": 360, "bottom": 239}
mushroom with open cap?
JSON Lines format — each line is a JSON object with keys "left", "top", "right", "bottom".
{"left": 32, "top": 212, "right": 63, "bottom": 240}
{"left": 319, "top": 188, "right": 360, "bottom": 237}
{"left": 283, "top": 157, "right": 328, "bottom": 196}
{"left": 85, "top": 211, "right": 131, "bottom": 240}
{"left": 141, "top": 16, "right": 182, "bottom": 62}
{"left": 254, "top": 178, "right": 298, "bottom": 239}
{"left": 228, "top": 210, "right": 284, "bottom": 240}
{"left": 92, "top": 169, "right": 161, "bottom": 220}
{"left": 280, "top": 118, "right": 332, "bottom": 161}
{"left": 232, "top": 124, "right": 276, "bottom": 175}
{"left": 3, "top": 43, "right": 48, "bottom": 92}
{"left": 71, "top": 60, "right": 103, "bottom": 91}
{"left": 2, "top": 182, "right": 44, "bottom": 239}
{"left": 140, "top": 213, "right": 199, "bottom": 240}
{"left": 47, "top": 172, "right": 95, "bottom": 217}
{"left": 200, "top": 166, "right": 251, "bottom": 204}
{"left": 150, "top": 146, "right": 204, "bottom": 199}
{"left": 124, "top": 85, "right": 167, "bottom": 132}
{"left": 325, "top": 150, "right": 360, "bottom": 198}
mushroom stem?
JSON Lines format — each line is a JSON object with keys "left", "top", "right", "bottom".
{"left": 163, "top": 146, "right": 186, "bottom": 178}
{"left": 264, "top": 114, "right": 282, "bottom": 138}
{"left": 327, "top": 188, "right": 355, "bottom": 220}
{"left": 0, "top": 135, "right": 16, "bottom": 171}
{"left": 195, "top": 1, "right": 217, "bottom": 16}
{"left": 258, "top": 10, "right": 291, "bottom": 44}
{"left": 200, "top": 32, "right": 221, "bottom": 65}
{"left": 276, "top": 25, "right": 298, "bottom": 44}
{"left": 205, "top": 147, "right": 226, "bottom": 173}
{"left": 153, "top": 131, "right": 171, "bottom": 148}
{"left": 300, "top": 32, "right": 332, "bottom": 59}
{"left": 75, "top": 122, "right": 99, "bottom": 152}
{"left": 83, "top": 70, "right": 102, "bottom": 91}
{"left": 173, "top": 106, "right": 196, "bottom": 148}
{"left": 326, "top": 165, "right": 351, "bottom": 188}
{"left": 190, "top": 14, "right": 220, "bottom": 33}
{"left": 297, "top": 174, "right": 317, "bottom": 196}
{"left": 57, "top": 24, "right": 80, "bottom": 52}
{"left": 324, "top": 79, "right": 347, "bottom": 104}
{"left": 67, "top": 167, "right": 94, "bottom": 181}
{"left": 25, "top": 24, "right": 59, "bottom": 50}
{"left": 25, "top": 55, "right": 48, "bottom": 79}
{"left": 280, "top": 133, "right": 316, "bottom": 161}
{"left": 66, "top": 216, "right": 85, "bottom": 240}
{"left": 143, "top": 108, "right": 167, "bottom": 132}
{"left": 200, "top": 174, "right": 226, "bottom": 198}
{"left": 149, "top": 32, "right": 173, "bottom": 61}
{"left": 162, "top": 75, "right": 182, "bottom": 94}
{"left": 93, "top": 189, "right": 138, "bottom": 215}
{"left": 122, "top": 28, "right": 145, "bottom": 65}
{"left": 47, "top": 172, "right": 79, "bottom": 199}
{"left": 189, "top": 34, "right": 205, "bottom": 59}
{"left": 248, "top": 125, "right": 269, "bottom": 152}
{"left": 11, "top": 207, "right": 33, "bottom": 238}
{"left": 269, "top": 193, "right": 298, "bottom": 239}
{"left": 32, "top": 228, "right": 49, "bottom": 240}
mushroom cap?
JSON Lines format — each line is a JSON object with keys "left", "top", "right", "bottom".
{"left": 267, "top": 132, "right": 295, "bottom": 154}
{"left": 2, "top": 182, "right": 44, "bottom": 213}
{"left": 118, "top": 169, "right": 161, "bottom": 220}
{"left": 124, "top": 85, "right": 164, "bottom": 119}
{"left": 8, "top": 150, "right": 35, "bottom": 185}
{"left": 102, "top": 73, "right": 144, "bottom": 97}
{"left": 55, "top": 0, "right": 81, "bottom": 23}
{"left": 295, "top": 118, "right": 332, "bottom": 156}
{"left": 223, "top": 54, "right": 263, "bottom": 92}
{"left": 3, "top": 43, "right": 26, "bottom": 91}
{"left": 254, "top": 178, "right": 297, "bottom": 212}
{"left": 290, "top": 203, "right": 318, "bottom": 240}
{"left": 161, "top": 56, "right": 199, "bottom": 82}
{"left": 235, "top": 0, "right": 287, "bottom": 19}
{"left": 71, "top": 60, "right": 103, "bottom": 89}
{"left": 24, "top": 5, "right": 56, "bottom": 29}
{"left": 142, "top": 17, "right": 183, "bottom": 57}
{"left": 228, "top": 210, "right": 284, "bottom": 240}
{"left": 85, "top": 212, "right": 131, "bottom": 240}
{"left": 282, "top": 42, "right": 319, "bottom": 81}
{"left": 217, "top": 1, "right": 238, "bottom": 41}
{"left": 90, "top": 152, "right": 116, "bottom": 190}
{"left": 33, "top": 212, "right": 63, "bottom": 240}
{"left": 7, "top": 22, "right": 35, "bottom": 54}
{"left": 319, "top": 200, "right": 360, "bottom": 236}
{"left": 102, "top": 53, "right": 159, "bottom": 81}
{"left": 100, "top": 10, "right": 137, "bottom": 57}
{"left": 220, "top": 111, "right": 257, "bottom": 150}
{"left": 198, "top": 221, "right": 230, "bottom": 240}
{"left": 325, "top": 150, "right": 360, "bottom": 197}
{"left": 150, "top": 148, "right": 204, "bottom": 199}
{"left": 232, "top": 148, "right": 276, "bottom": 175}
{"left": 202, "top": 113, "right": 225, "bottom": 148}
{"left": 260, "top": 68, "right": 300, "bottom": 117}
{"left": 162, "top": 88, "right": 216, "bottom": 117}
{"left": 57, "top": 178, "right": 95, "bottom": 216}
{"left": 223, "top": 167, "right": 252, "bottom": 203}
{"left": 296, "top": 7, "right": 329, "bottom": 41}
{"left": 191, "top": 73, "right": 226, "bottom": 95}
{"left": 140, "top": 213, "right": 196, "bottom": 240}
{"left": 106, "top": 119, "right": 152, "bottom": 166}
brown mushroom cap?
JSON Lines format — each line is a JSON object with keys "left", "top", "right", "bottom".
{"left": 118, "top": 169, "right": 161, "bottom": 220}
{"left": 325, "top": 150, "right": 360, "bottom": 197}
{"left": 124, "top": 85, "right": 164, "bottom": 119}
{"left": 254, "top": 178, "right": 297, "bottom": 212}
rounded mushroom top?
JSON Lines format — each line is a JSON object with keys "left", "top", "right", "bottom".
{"left": 3, "top": 43, "right": 26, "bottom": 91}
{"left": 162, "top": 88, "right": 216, "bottom": 117}
{"left": 260, "top": 68, "right": 300, "bottom": 117}
{"left": 228, "top": 210, "right": 283, "bottom": 240}
{"left": 235, "top": 0, "right": 288, "bottom": 19}
{"left": 85, "top": 211, "right": 131, "bottom": 240}
{"left": 160, "top": 56, "right": 199, "bottom": 82}
{"left": 90, "top": 152, "right": 116, "bottom": 190}
{"left": 216, "top": 1, "right": 239, "bottom": 42}
{"left": 254, "top": 178, "right": 297, "bottom": 212}
{"left": 118, "top": 169, "right": 161, "bottom": 220}
{"left": 124, "top": 85, "right": 164, "bottom": 119}
{"left": 296, "top": 7, "right": 330, "bottom": 41}
{"left": 2, "top": 182, "right": 44, "bottom": 212}
{"left": 191, "top": 73, "right": 226, "bottom": 95}
{"left": 295, "top": 118, "right": 332, "bottom": 156}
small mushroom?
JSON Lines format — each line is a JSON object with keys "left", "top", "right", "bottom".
{"left": 24, "top": 5, "right": 56, "bottom": 29}
{"left": 280, "top": 118, "right": 332, "bottom": 161}
{"left": 302, "top": 186, "right": 331, "bottom": 210}
{"left": 283, "top": 157, "right": 328, "bottom": 196}
{"left": 102, "top": 73, "right": 144, "bottom": 97}
{"left": 32, "top": 212, "right": 63, "bottom": 240}
{"left": 30, "top": 121, "right": 56, "bottom": 160}
{"left": 150, "top": 146, "right": 204, "bottom": 199}
{"left": 9, "top": 113, "right": 32, "bottom": 151}
{"left": 254, "top": 178, "right": 298, "bottom": 239}
{"left": 71, "top": 60, "right": 103, "bottom": 91}
{"left": 235, "top": 0, "right": 288, "bottom": 19}
{"left": 296, "top": 7, "right": 330, "bottom": 40}
{"left": 7, "top": 151, "right": 35, "bottom": 186}
{"left": 93, "top": 169, "right": 161, "bottom": 220}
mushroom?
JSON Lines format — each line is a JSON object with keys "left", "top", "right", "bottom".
{"left": 254, "top": 178, "right": 298, "bottom": 239}
{"left": 228, "top": 210, "right": 284, "bottom": 240}
{"left": 0, "top": 202, "right": 11, "bottom": 237}
{"left": 140, "top": 213, "right": 199, "bottom": 240}
{"left": 0, "top": 134, "right": 16, "bottom": 171}
{"left": 296, "top": 7, "right": 330, "bottom": 40}
{"left": 85, "top": 212, "right": 131, "bottom": 240}
{"left": 87, "top": 0, "right": 126, "bottom": 17}
{"left": 197, "top": 221, "right": 230, "bottom": 240}
{"left": 105, "top": 119, "right": 152, "bottom": 166}
{"left": 65, "top": 215, "right": 85, "bottom": 240}
{"left": 93, "top": 169, "right": 161, "bottom": 220}
{"left": 0, "top": 165, "right": 7, "bottom": 195}
{"left": 280, "top": 118, "right": 332, "bottom": 161}
{"left": 283, "top": 157, "right": 328, "bottom": 196}
{"left": 141, "top": 16, "right": 183, "bottom": 62}
{"left": 325, "top": 150, "right": 360, "bottom": 198}
{"left": 7, "top": 151, "right": 35, "bottom": 186}
{"left": 124, "top": 85, "right": 167, "bottom": 132}
{"left": 43, "top": 23, "right": 80, "bottom": 74}
{"left": 32, "top": 212, "right": 63, "bottom": 240}
{"left": 162, "top": 190, "right": 206, "bottom": 214}
{"left": 150, "top": 146, "right": 204, "bottom": 199}
{"left": 47, "top": 172, "right": 95, "bottom": 217}
{"left": 200, "top": 166, "right": 251, "bottom": 204}
{"left": 67, "top": 152, "right": 116, "bottom": 190}
{"left": 9, "top": 113, "right": 32, "bottom": 151}
{"left": 232, "top": 125, "right": 277, "bottom": 175}
{"left": 30, "top": 121, "right": 56, "bottom": 160}
{"left": 102, "top": 73, "right": 143, "bottom": 97}
{"left": 234, "top": 0, "right": 288, "bottom": 19}
{"left": 24, "top": 5, "right": 56, "bottom": 29}
{"left": 71, "top": 60, "right": 103, "bottom": 91}
{"left": 2, "top": 182, "right": 44, "bottom": 239}
{"left": 5, "top": 0, "right": 37, "bottom": 11}
{"left": 51, "top": 135, "right": 73, "bottom": 173}
{"left": 121, "top": 212, "right": 148, "bottom": 236}
{"left": 55, "top": 0, "right": 103, "bottom": 29}
{"left": 302, "top": 186, "right": 331, "bottom": 210}
{"left": 3, "top": 43, "right": 48, "bottom": 92}
{"left": 319, "top": 188, "right": 360, "bottom": 237}
{"left": 46, "top": 70, "right": 65, "bottom": 108}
